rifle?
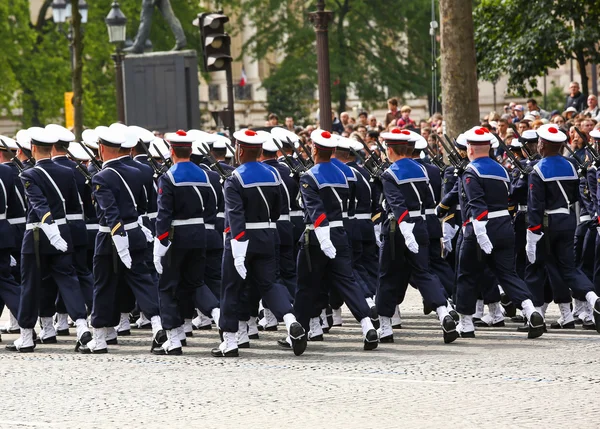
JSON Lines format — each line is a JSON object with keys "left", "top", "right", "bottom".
{"left": 195, "top": 143, "right": 231, "bottom": 182}
{"left": 76, "top": 141, "right": 102, "bottom": 171}
{"left": 271, "top": 137, "right": 306, "bottom": 177}
{"left": 350, "top": 147, "right": 383, "bottom": 181}
{"left": 138, "top": 139, "right": 168, "bottom": 179}
{"left": 153, "top": 140, "right": 173, "bottom": 169}
{"left": 222, "top": 140, "right": 239, "bottom": 167}
{"left": 425, "top": 145, "right": 446, "bottom": 170}
{"left": 574, "top": 126, "right": 600, "bottom": 165}
{"left": 14, "top": 141, "right": 35, "bottom": 166}
{"left": 286, "top": 137, "right": 313, "bottom": 169}
{"left": 0, "top": 139, "right": 25, "bottom": 173}
{"left": 64, "top": 148, "right": 93, "bottom": 184}
{"left": 434, "top": 134, "right": 467, "bottom": 176}
{"left": 492, "top": 132, "right": 531, "bottom": 177}
{"left": 563, "top": 143, "right": 590, "bottom": 177}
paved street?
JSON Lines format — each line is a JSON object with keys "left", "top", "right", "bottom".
{"left": 1, "top": 288, "right": 599, "bottom": 429}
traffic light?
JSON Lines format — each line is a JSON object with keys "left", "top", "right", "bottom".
{"left": 196, "top": 13, "right": 231, "bottom": 73}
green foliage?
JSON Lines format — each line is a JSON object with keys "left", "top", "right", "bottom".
{"left": 474, "top": 0, "right": 600, "bottom": 96}
{"left": 544, "top": 81, "right": 567, "bottom": 114}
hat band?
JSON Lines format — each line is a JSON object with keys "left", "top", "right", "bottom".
{"left": 314, "top": 142, "right": 335, "bottom": 150}
{"left": 466, "top": 140, "right": 491, "bottom": 146}
{"left": 384, "top": 139, "right": 409, "bottom": 145}
{"left": 31, "top": 139, "right": 55, "bottom": 147}
{"left": 170, "top": 142, "right": 192, "bottom": 147}
{"left": 98, "top": 138, "right": 121, "bottom": 148}
{"left": 539, "top": 137, "right": 565, "bottom": 145}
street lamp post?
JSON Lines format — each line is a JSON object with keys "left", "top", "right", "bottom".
{"left": 105, "top": 1, "right": 127, "bottom": 123}
{"left": 309, "top": 0, "right": 333, "bottom": 132}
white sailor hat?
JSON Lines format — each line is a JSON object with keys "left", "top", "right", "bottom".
{"left": 187, "top": 129, "right": 218, "bottom": 145}
{"left": 212, "top": 134, "right": 232, "bottom": 150}
{"left": 271, "top": 127, "right": 299, "bottom": 147}
{"left": 15, "top": 130, "right": 32, "bottom": 151}
{"left": 109, "top": 123, "right": 128, "bottom": 133}
{"left": 589, "top": 129, "right": 600, "bottom": 140}
{"left": 490, "top": 134, "right": 499, "bottom": 149}
{"left": 192, "top": 140, "right": 210, "bottom": 156}
{"left": 46, "top": 124, "right": 75, "bottom": 144}
{"left": 408, "top": 131, "right": 428, "bottom": 150}
{"left": 310, "top": 129, "right": 337, "bottom": 149}
{"left": 28, "top": 127, "right": 58, "bottom": 147}
{"left": 0, "top": 135, "right": 18, "bottom": 151}
{"left": 165, "top": 130, "right": 194, "bottom": 147}
{"left": 520, "top": 129, "right": 538, "bottom": 142}
{"left": 234, "top": 128, "right": 266, "bottom": 146}
{"left": 128, "top": 125, "right": 155, "bottom": 144}
{"left": 509, "top": 138, "right": 523, "bottom": 149}
{"left": 121, "top": 127, "right": 141, "bottom": 149}
{"left": 336, "top": 136, "right": 363, "bottom": 152}
{"left": 97, "top": 126, "right": 126, "bottom": 148}
{"left": 82, "top": 129, "right": 99, "bottom": 150}
{"left": 149, "top": 138, "right": 171, "bottom": 159}
{"left": 455, "top": 133, "right": 467, "bottom": 150}
{"left": 67, "top": 142, "right": 91, "bottom": 161}
{"left": 261, "top": 131, "right": 280, "bottom": 153}
{"left": 537, "top": 124, "right": 566, "bottom": 143}
{"left": 380, "top": 127, "right": 413, "bottom": 143}
{"left": 464, "top": 126, "right": 492, "bottom": 145}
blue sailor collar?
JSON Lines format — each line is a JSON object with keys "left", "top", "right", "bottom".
{"left": 167, "top": 161, "right": 209, "bottom": 187}
{"left": 533, "top": 155, "right": 578, "bottom": 182}
{"left": 330, "top": 157, "right": 357, "bottom": 181}
{"left": 233, "top": 161, "right": 280, "bottom": 188}
{"left": 467, "top": 157, "right": 510, "bottom": 182}
{"left": 385, "top": 158, "right": 429, "bottom": 185}
{"left": 307, "top": 161, "right": 348, "bottom": 189}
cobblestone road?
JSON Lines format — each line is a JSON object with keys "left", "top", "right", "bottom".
{"left": 1, "top": 288, "right": 599, "bottom": 429}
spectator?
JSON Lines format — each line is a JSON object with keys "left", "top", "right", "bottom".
{"left": 584, "top": 95, "right": 600, "bottom": 118}
{"left": 340, "top": 111, "right": 350, "bottom": 127}
{"left": 385, "top": 98, "right": 402, "bottom": 127}
{"left": 563, "top": 106, "right": 577, "bottom": 121}
{"left": 268, "top": 113, "right": 279, "bottom": 126}
{"left": 526, "top": 98, "right": 550, "bottom": 119}
{"left": 551, "top": 115, "right": 566, "bottom": 126}
{"left": 396, "top": 105, "right": 416, "bottom": 129}
{"left": 348, "top": 117, "right": 356, "bottom": 125}
{"left": 367, "top": 115, "right": 381, "bottom": 131}
{"left": 565, "top": 81, "right": 587, "bottom": 112}
{"left": 355, "top": 125, "right": 367, "bottom": 140}
{"left": 496, "top": 118, "right": 509, "bottom": 141}
{"left": 344, "top": 124, "right": 354, "bottom": 135}
{"left": 332, "top": 111, "right": 344, "bottom": 134}
{"left": 517, "top": 119, "right": 530, "bottom": 134}
{"left": 581, "top": 118, "right": 595, "bottom": 138}
{"left": 512, "top": 105, "right": 525, "bottom": 123}
{"left": 357, "top": 111, "right": 368, "bottom": 126}
{"left": 531, "top": 119, "right": 544, "bottom": 130}
{"left": 285, "top": 116, "right": 295, "bottom": 131}
{"left": 365, "top": 130, "right": 379, "bottom": 145}
{"left": 421, "top": 127, "right": 431, "bottom": 141}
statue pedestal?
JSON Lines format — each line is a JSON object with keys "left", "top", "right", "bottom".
{"left": 122, "top": 50, "right": 200, "bottom": 132}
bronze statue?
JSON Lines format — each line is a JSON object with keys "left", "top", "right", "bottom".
{"left": 124, "top": 0, "right": 187, "bottom": 54}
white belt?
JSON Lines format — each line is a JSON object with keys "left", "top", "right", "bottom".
{"left": 518, "top": 205, "right": 528, "bottom": 212}
{"left": 456, "top": 205, "right": 461, "bottom": 210}
{"left": 66, "top": 213, "right": 84, "bottom": 221}
{"left": 468, "top": 210, "right": 510, "bottom": 223}
{"left": 205, "top": 224, "right": 215, "bottom": 230}
{"left": 409, "top": 210, "right": 425, "bottom": 219}
{"left": 307, "top": 220, "right": 344, "bottom": 230}
{"left": 0, "top": 213, "right": 5, "bottom": 220}
{"left": 246, "top": 222, "right": 277, "bottom": 229}
{"left": 354, "top": 213, "right": 371, "bottom": 220}
{"left": 217, "top": 212, "right": 225, "bottom": 219}
{"left": 171, "top": 217, "right": 204, "bottom": 226}
{"left": 580, "top": 215, "right": 592, "bottom": 222}
{"left": 278, "top": 214, "right": 290, "bottom": 221}
{"left": 342, "top": 211, "right": 349, "bottom": 218}
{"left": 545, "top": 208, "right": 570, "bottom": 215}
{"left": 26, "top": 218, "right": 67, "bottom": 230}
{"left": 424, "top": 208, "right": 435, "bottom": 215}
{"left": 289, "top": 210, "right": 303, "bottom": 217}
{"left": 86, "top": 224, "right": 99, "bottom": 231}
{"left": 98, "top": 221, "right": 139, "bottom": 233}
{"left": 147, "top": 212, "right": 158, "bottom": 219}
{"left": 8, "top": 217, "right": 26, "bottom": 225}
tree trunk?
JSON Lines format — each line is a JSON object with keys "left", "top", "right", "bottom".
{"left": 336, "top": 0, "right": 349, "bottom": 114}
{"left": 439, "top": 0, "right": 479, "bottom": 137}
{"left": 575, "top": 49, "right": 588, "bottom": 96}
{"left": 71, "top": 0, "right": 84, "bottom": 140}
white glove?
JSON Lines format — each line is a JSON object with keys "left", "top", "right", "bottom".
{"left": 40, "top": 222, "right": 68, "bottom": 252}
{"left": 153, "top": 238, "right": 171, "bottom": 275}
{"left": 472, "top": 219, "right": 493, "bottom": 255}
{"left": 314, "top": 226, "right": 336, "bottom": 259}
{"left": 399, "top": 221, "right": 419, "bottom": 254}
{"left": 442, "top": 222, "right": 459, "bottom": 253}
{"left": 526, "top": 230, "right": 543, "bottom": 264}
{"left": 112, "top": 234, "right": 132, "bottom": 269}
{"left": 374, "top": 224, "right": 382, "bottom": 247}
{"left": 10, "top": 255, "right": 17, "bottom": 267}
{"left": 231, "top": 238, "right": 249, "bottom": 279}
{"left": 138, "top": 216, "right": 154, "bottom": 243}
{"left": 596, "top": 226, "right": 600, "bottom": 237}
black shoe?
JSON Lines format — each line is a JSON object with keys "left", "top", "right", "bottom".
{"left": 106, "top": 338, "right": 118, "bottom": 345}
{"left": 449, "top": 309, "right": 459, "bottom": 322}
{"left": 459, "top": 331, "right": 475, "bottom": 338}
{"left": 574, "top": 318, "right": 583, "bottom": 325}
{"left": 34, "top": 336, "right": 57, "bottom": 344}
{"left": 0, "top": 328, "right": 20, "bottom": 334}
{"left": 289, "top": 322, "right": 307, "bottom": 356}
{"left": 5, "top": 343, "right": 35, "bottom": 353}
{"left": 326, "top": 306, "right": 333, "bottom": 330}
{"left": 363, "top": 328, "right": 379, "bottom": 350}
{"left": 583, "top": 321, "right": 596, "bottom": 330}
{"left": 194, "top": 324, "right": 212, "bottom": 330}
{"left": 474, "top": 319, "right": 505, "bottom": 328}
{"left": 211, "top": 347, "right": 239, "bottom": 357}
{"left": 392, "top": 323, "right": 402, "bottom": 329}
{"left": 516, "top": 323, "right": 529, "bottom": 332}
{"left": 423, "top": 301, "right": 433, "bottom": 315}
{"left": 180, "top": 339, "right": 187, "bottom": 347}
{"left": 472, "top": 317, "right": 482, "bottom": 324}
{"left": 129, "top": 313, "right": 140, "bottom": 324}
{"left": 248, "top": 333, "right": 259, "bottom": 340}
{"left": 117, "top": 329, "right": 131, "bottom": 337}
{"left": 78, "top": 345, "right": 108, "bottom": 354}
{"left": 594, "top": 299, "right": 600, "bottom": 334}
{"left": 379, "top": 334, "right": 394, "bottom": 343}
{"left": 511, "top": 315, "right": 525, "bottom": 323}
{"left": 277, "top": 338, "right": 291, "bottom": 349}
{"left": 527, "top": 312, "right": 545, "bottom": 339}
{"left": 322, "top": 327, "right": 330, "bottom": 333}
{"left": 442, "top": 315, "right": 459, "bottom": 344}
{"left": 151, "top": 330, "right": 167, "bottom": 352}
{"left": 550, "top": 320, "right": 575, "bottom": 329}
{"left": 75, "top": 331, "right": 92, "bottom": 352}
{"left": 152, "top": 346, "right": 183, "bottom": 355}
{"left": 500, "top": 293, "right": 517, "bottom": 317}
{"left": 135, "top": 323, "right": 152, "bottom": 330}
{"left": 369, "top": 306, "right": 380, "bottom": 330}
{"left": 185, "top": 331, "right": 193, "bottom": 338}
{"left": 56, "top": 329, "right": 70, "bottom": 336}
{"left": 264, "top": 325, "right": 278, "bottom": 331}
{"left": 238, "top": 341, "right": 250, "bottom": 349}
{"left": 308, "top": 334, "right": 323, "bottom": 341}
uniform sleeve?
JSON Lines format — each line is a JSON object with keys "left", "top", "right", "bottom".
{"left": 299, "top": 174, "right": 329, "bottom": 228}
{"left": 463, "top": 170, "right": 489, "bottom": 222}
{"left": 381, "top": 172, "right": 412, "bottom": 224}
{"left": 155, "top": 175, "right": 174, "bottom": 245}
{"left": 439, "top": 177, "right": 459, "bottom": 210}
{"left": 66, "top": 175, "right": 83, "bottom": 215}
{"left": 370, "top": 178, "right": 383, "bottom": 223}
{"left": 223, "top": 176, "right": 247, "bottom": 241}
{"left": 21, "top": 170, "right": 54, "bottom": 225}
{"left": 92, "top": 173, "right": 125, "bottom": 236}
{"left": 527, "top": 171, "right": 545, "bottom": 233}
{"left": 587, "top": 168, "right": 598, "bottom": 217}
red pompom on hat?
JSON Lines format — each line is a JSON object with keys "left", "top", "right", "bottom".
{"left": 310, "top": 129, "right": 337, "bottom": 149}
{"left": 176, "top": 130, "right": 187, "bottom": 136}
{"left": 381, "top": 127, "right": 413, "bottom": 143}
{"left": 537, "top": 124, "right": 566, "bottom": 143}
{"left": 321, "top": 131, "right": 331, "bottom": 139}
{"left": 245, "top": 129, "right": 257, "bottom": 137}
{"left": 233, "top": 128, "right": 266, "bottom": 146}
{"left": 464, "top": 126, "right": 492, "bottom": 144}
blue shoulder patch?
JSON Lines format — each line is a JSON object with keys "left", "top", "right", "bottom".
{"left": 330, "top": 158, "right": 357, "bottom": 181}
{"left": 467, "top": 157, "right": 509, "bottom": 182}
{"left": 386, "top": 158, "right": 428, "bottom": 185}
{"left": 167, "top": 161, "right": 209, "bottom": 187}
{"left": 234, "top": 161, "right": 280, "bottom": 188}
{"left": 534, "top": 155, "right": 578, "bottom": 182}
{"left": 308, "top": 162, "right": 348, "bottom": 189}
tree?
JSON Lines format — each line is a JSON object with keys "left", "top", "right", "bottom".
{"left": 474, "top": 0, "right": 600, "bottom": 96}
{"left": 439, "top": 0, "right": 480, "bottom": 137}
{"left": 222, "top": 0, "right": 435, "bottom": 116}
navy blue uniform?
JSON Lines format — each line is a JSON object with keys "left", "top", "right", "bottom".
{"left": 2, "top": 161, "right": 26, "bottom": 282}
{"left": 0, "top": 163, "right": 21, "bottom": 318}
{"left": 277, "top": 155, "right": 304, "bottom": 252}
{"left": 18, "top": 159, "right": 88, "bottom": 329}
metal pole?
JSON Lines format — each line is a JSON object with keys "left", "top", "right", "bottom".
{"left": 225, "top": 60, "right": 235, "bottom": 135}
{"left": 113, "top": 48, "right": 125, "bottom": 123}
{"left": 309, "top": 0, "right": 333, "bottom": 132}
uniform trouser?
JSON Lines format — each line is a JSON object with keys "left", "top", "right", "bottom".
{"left": 18, "top": 252, "right": 87, "bottom": 329}
{"left": 294, "top": 243, "right": 370, "bottom": 332}
{"left": 377, "top": 232, "right": 448, "bottom": 318}
{"left": 145, "top": 245, "right": 159, "bottom": 287}
{"left": 277, "top": 243, "right": 297, "bottom": 297}
{"left": 361, "top": 238, "right": 379, "bottom": 290}
{"left": 429, "top": 238, "right": 454, "bottom": 297}
{"left": 0, "top": 250, "right": 20, "bottom": 317}
{"left": 91, "top": 249, "right": 159, "bottom": 328}
{"left": 514, "top": 214, "right": 527, "bottom": 279}
{"left": 158, "top": 248, "right": 205, "bottom": 331}
{"left": 194, "top": 283, "right": 220, "bottom": 318}
{"left": 219, "top": 249, "right": 293, "bottom": 333}
{"left": 580, "top": 227, "right": 596, "bottom": 281}
{"left": 204, "top": 248, "right": 222, "bottom": 301}
{"left": 590, "top": 233, "right": 600, "bottom": 295}
{"left": 352, "top": 239, "right": 377, "bottom": 296}
{"left": 56, "top": 245, "right": 93, "bottom": 313}
{"left": 455, "top": 229, "right": 532, "bottom": 315}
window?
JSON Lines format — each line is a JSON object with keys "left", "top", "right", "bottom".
{"left": 208, "top": 84, "right": 220, "bottom": 101}
{"left": 235, "top": 84, "right": 252, "bottom": 101}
